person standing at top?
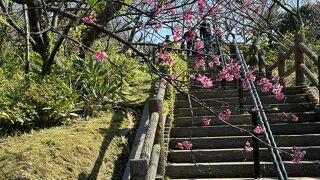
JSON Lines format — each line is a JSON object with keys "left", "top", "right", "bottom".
{"left": 199, "top": 19, "right": 212, "bottom": 52}
{"left": 182, "top": 30, "right": 196, "bottom": 56}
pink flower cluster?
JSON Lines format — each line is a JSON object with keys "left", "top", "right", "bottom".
{"left": 216, "top": 60, "right": 241, "bottom": 82}
{"left": 93, "top": 51, "right": 107, "bottom": 61}
{"left": 156, "top": 51, "right": 175, "bottom": 66}
{"left": 245, "top": 69, "right": 256, "bottom": 81}
{"left": 197, "top": 0, "right": 205, "bottom": 13}
{"left": 194, "top": 41, "right": 204, "bottom": 51}
{"left": 245, "top": 141, "right": 253, "bottom": 152}
{"left": 202, "top": 118, "right": 211, "bottom": 126}
{"left": 218, "top": 109, "right": 231, "bottom": 121}
{"left": 254, "top": 125, "right": 265, "bottom": 134}
{"left": 194, "top": 59, "right": 206, "bottom": 70}
{"left": 197, "top": 74, "right": 213, "bottom": 88}
{"left": 291, "top": 147, "right": 306, "bottom": 164}
{"left": 173, "top": 25, "right": 182, "bottom": 42}
{"left": 177, "top": 141, "right": 193, "bottom": 150}
{"left": 291, "top": 114, "right": 299, "bottom": 122}
{"left": 82, "top": 11, "right": 97, "bottom": 24}
{"left": 208, "top": 56, "right": 221, "bottom": 68}
{"left": 272, "top": 84, "right": 285, "bottom": 101}
{"left": 256, "top": 78, "right": 273, "bottom": 93}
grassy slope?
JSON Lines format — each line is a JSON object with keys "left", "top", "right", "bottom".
{"left": 0, "top": 65, "right": 152, "bottom": 179}
{"left": 0, "top": 112, "right": 131, "bottom": 179}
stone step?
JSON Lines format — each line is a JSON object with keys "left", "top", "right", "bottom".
{"left": 171, "top": 178, "right": 320, "bottom": 180}
{"left": 170, "top": 122, "right": 320, "bottom": 137}
{"left": 177, "top": 87, "right": 305, "bottom": 99}
{"left": 175, "top": 94, "right": 308, "bottom": 108}
{"left": 168, "top": 146, "right": 320, "bottom": 163}
{"left": 166, "top": 161, "right": 320, "bottom": 178}
{"left": 169, "top": 134, "right": 320, "bottom": 149}
{"left": 174, "top": 103, "right": 316, "bottom": 116}
{"left": 173, "top": 112, "right": 318, "bottom": 127}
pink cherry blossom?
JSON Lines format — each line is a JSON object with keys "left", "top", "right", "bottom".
{"left": 198, "top": 0, "right": 205, "bottom": 13}
{"left": 291, "top": 114, "right": 299, "bottom": 122}
{"left": 214, "top": 56, "right": 221, "bottom": 66}
{"left": 177, "top": 143, "right": 184, "bottom": 150}
{"left": 190, "top": 73, "right": 196, "bottom": 79}
{"left": 182, "top": 141, "right": 193, "bottom": 150}
{"left": 183, "top": 13, "right": 194, "bottom": 21}
{"left": 194, "top": 41, "right": 204, "bottom": 51}
{"left": 291, "top": 147, "right": 306, "bottom": 164}
{"left": 194, "top": 60, "right": 206, "bottom": 70}
{"left": 254, "top": 125, "right": 265, "bottom": 134}
{"left": 82, "top": 11, "right": 97, "bottom": 24}
{"left": 202, "top": 118, "right": 211, "bottom": 126}
{"left": 197, "top": 75, "right": 213, "bottom": 88}
{"left": 165, "top": 57, "right": 174, "bottom": 65}
{"left": 93, "top": 51, "right": 107, "bottom": 61}
{"left": 251, "top": 107, "right": 259, "bottom": 112}
{"left": 218, "top": 109, "right": 231, "bottom": 121}
{"left": 245, "top": 141, "right": 253, "bottom": 152}
{"left": 242, "top": 80, "right": 250, "bottom": 90}
{"left": 208, "top": 61, "right": 214, "bottom": 68}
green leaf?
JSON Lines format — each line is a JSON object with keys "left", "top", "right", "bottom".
{"left": 0, "top": 15, "right": 9, "bottom": 26}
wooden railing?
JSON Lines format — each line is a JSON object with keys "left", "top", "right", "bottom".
{"left": 247, "top": 39, "right": 267, "bottom": 78}
{"left": 122, "top": 79, "right": 171, "bottom": 180}
{"left": 267, "top": 34, "right": 319, "bottom": 89}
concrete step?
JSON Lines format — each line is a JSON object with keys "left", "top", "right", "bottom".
{"left": 166, "top": 161, "right": 320, "bottom": 178}
{"left": 173, "top": 112, "right": 318, "bottom": 127}
{"left": 169, "top": 134, "right": 320, "bottom": 149}
{"left": 168, "top": 146, "right": 320, "bottom": 163}
{"left": 174, "top": 103, "right": 316, "bottom": 116}
{"left": 177, "top": 87, "right": 305, "bottom": 99}
{"left": 175, "top": 94, "right": 308, "bottom": 108}
{"left": 170, "top": 122, "right": 320, "bottom": 137}
{"left": 171, "top": 178, "right": 320, "bottom": 180}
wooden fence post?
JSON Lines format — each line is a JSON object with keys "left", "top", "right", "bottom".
{"left": 130, "top": 159, "right": 149, "bottom": 180}
{"left": 149, "top": 97, "right": 165, "bottom": 177}
{"left": 278, "top": 51, "right": 286, "bottom": 86}
{"left": 295, "top": 34, "right": 305, "bottom": 85}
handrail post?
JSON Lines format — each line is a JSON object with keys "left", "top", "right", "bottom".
{"left": 295, "top": 34, "right": 305, "bottom": 85}
{"left": 251, "top": 109, "right": 260, "bottom": 179}
{"left": 278, "top": 51, "right": 286, "bottom": 86}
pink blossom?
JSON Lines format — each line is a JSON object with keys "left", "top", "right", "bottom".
{"left": 182, "top": 141, "right": 193, "bottom": 150}
{"left": 210, "top": 7, "right": 218, "bottom": 16}
{"left": 246, "top": 70, "right": 256, "bottom": 81}
{"left": 147, "top": 0, "right": 156, "bottom": 4}
{"left": 251, "top": 107, "right": 259, "bottom": 112}
{"left": 226, "top": 75, "right": 234, "bottom": 81}
{"left": 214, "top": 56, "right": 221, "bottom": 66}
{"left": 275, "top": 92, "right": 285, "bottom": 100}
{"left": 197, "top": 75, "right": 213, "bottom": 88}
{"left": 82, "top": 11, "right": 97, "bottom": 24}
{"left": 156, "top": 52, "right": 168, "bottom": 59}
{"left": 190, "top": 73, "right": 196, "bottom": 79}
{"left": 198, "top": 0, "right": 205, "bottom": 13}
{"left": 242, "top": 81, "right": 250, "bottom": 90}
{"left": 183, "top": 13, "right": 194, "bottom": 21}
{"left": 177, "top": 143, "right": 184, "bottom": 150}
{"left": 291, "top": 147, "right": 306, "bottom": 164}
{"left": 245, "top": 141, "right": 253, "bottom": 152}
{"left": 218, "top": 109, "right": 231, "bottom": 121}
{"left": 194, "top": 41, "right": 204, "bottom": 51}
{"left": 93, "top": 51, "right": 107, "bottom": 61}
{"left": 208, "top": 61, "right": 214, "bottom": 68}
{"left": 215, "top": 27, "right": 222, "bottom": 36}
{"left": 194, "top": 60, "right": 206, "bottom": 70}
{"left": 165, "top": 57, "right": 174, "bottom": 65}
{"left": 202, "top": 118, "right": 211, "bottom": 126}
{"left": 291, "top": 114, "right": 299, "bottom": 122}
{"left": 155, "top": 7, "right": 164, "bottom": 14}
{"left": 254, "top": 125, "right": 265, "bottom": 134}
{"left": 173, "top": 25, "right": 182, "bottom": 42}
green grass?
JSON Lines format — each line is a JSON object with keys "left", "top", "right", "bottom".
{"left": 0, "top": 112, "right": 132, "bottom": 179}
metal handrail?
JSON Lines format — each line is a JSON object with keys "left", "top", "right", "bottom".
{"left": 233, "top": 39, "right": 288, "bottom": 180}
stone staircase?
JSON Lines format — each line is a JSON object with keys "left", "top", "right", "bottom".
{"left": 165, "top": 56, "right": 320, "bottom": 179}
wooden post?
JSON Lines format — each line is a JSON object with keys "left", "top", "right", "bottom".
{"left": 278, "top": 51, "right": 286, "bottom": 86}
{"left": 258, "top": 49, "right": 267, "bottom": 78}
{"left": 141, "top": 112, "right": 160, "bottom": 161}
{"left": 145, "top": 145, "right": 161, "bottom": 180}
{"left": 295, "top": 34, "right": 305, "bottom": 85}
{"left": 130, "top": 159, "right": 149, "bottom": 180}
